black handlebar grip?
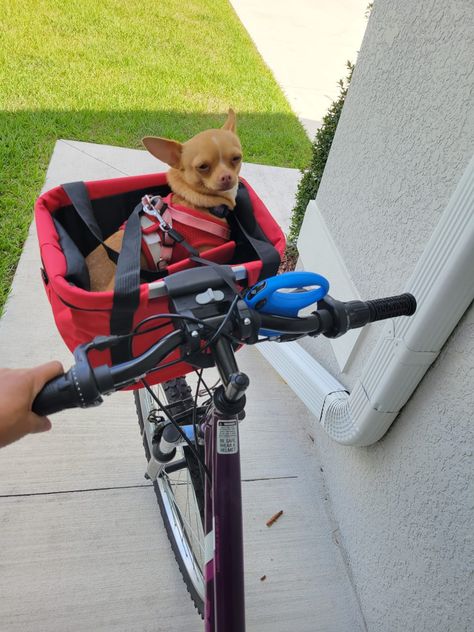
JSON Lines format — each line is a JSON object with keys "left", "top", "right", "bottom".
{"left": 366, "top": 293, "right": 417, "bottom": 323}
{"left": 32, "top": 371, "right": 83, "bottom": 417}
{"left": 322, "top": 293, "right": 417, "bottom": 338}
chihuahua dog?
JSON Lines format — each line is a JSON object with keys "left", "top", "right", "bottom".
{"left": 85, "top": 109, "right": 242, "bottom": 292}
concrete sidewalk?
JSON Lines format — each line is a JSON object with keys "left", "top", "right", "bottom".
{"left": 0, "top": 142, "right": 365, "bottom": 631}
{"left": 230, "top": 0, "right": 368, "bottom": 138}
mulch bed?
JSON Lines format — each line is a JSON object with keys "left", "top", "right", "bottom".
{"left": 278, "top": 244, "right": 298, "bottom": 274}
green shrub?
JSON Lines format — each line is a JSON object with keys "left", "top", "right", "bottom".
{"left": 287, "top": 62, "right": 354, "bottom": 247}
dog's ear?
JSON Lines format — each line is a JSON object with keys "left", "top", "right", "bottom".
{"left": 142, "top": 137, "right": 183, "bottom": 169}
{"left": 222, "top": 108, "right": 237, "bottom": 133}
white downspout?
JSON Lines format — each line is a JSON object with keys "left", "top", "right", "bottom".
{"left": 259, "top": 154, "right": 474, "bottom": 446}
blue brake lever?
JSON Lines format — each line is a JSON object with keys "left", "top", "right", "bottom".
{"left": 244, "top": 271, "right": 329, "bottom": 336}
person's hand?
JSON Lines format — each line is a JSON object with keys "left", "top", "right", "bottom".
{"left": 0, "top": 362, "right": 64, "bottom": 448}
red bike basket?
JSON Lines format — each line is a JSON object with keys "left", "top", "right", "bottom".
{"left": 35, "top": 172, "right": 285, "bottom": 388}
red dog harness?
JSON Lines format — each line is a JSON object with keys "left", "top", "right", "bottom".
{"left": 130, "top": 193, "right": 231, "bottom": 271}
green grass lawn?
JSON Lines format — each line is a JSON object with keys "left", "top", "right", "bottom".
{"left": 0, "top": 0, "right": 310, "bottom": 313}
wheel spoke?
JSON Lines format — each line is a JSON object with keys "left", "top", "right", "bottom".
{"left": 161, "top": 469, "right": 205, "bottom": 560}
{"left": 135, "top": 378, "right": 205, "bottom": 613}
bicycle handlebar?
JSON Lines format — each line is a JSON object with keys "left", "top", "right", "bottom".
{"left": 32, "top": 269, "right": 416, "bottom": 417}
{"left": 32, "top": 330, "right": 185, "bottom": 417}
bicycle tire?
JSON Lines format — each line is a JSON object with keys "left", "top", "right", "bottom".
{"left": 135, "top": 377, "right": 205, "bottom": 617}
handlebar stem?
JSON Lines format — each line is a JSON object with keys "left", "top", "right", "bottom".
{"left": 211, "top": 337, "right": 239, "bottom": 387}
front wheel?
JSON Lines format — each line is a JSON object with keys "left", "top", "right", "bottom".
{"left": 135, "top": 378, "right": 205, "bottom": 616}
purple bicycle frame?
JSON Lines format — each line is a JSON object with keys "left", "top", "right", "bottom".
{"left": 202, "top": 408, "right": 245, "bottom": 632}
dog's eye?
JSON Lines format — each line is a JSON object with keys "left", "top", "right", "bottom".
{"left": 197, "top": 163, "right": 209, "bottom": 172}
{"left": 232, "top": 156, "right": 242, "bottom": 164}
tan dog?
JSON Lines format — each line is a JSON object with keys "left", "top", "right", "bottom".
{"left": 86, "top": 109, "right": 242, "bottom": 292}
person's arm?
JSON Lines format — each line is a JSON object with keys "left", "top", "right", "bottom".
{"left": 0, "top": 361, "right": 64, "bottom": 448}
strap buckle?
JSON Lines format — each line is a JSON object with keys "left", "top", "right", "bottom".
{"left": 141, "top": 195, "right": 171, "bottom": 232}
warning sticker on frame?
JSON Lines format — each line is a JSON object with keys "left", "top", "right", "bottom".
{"left": 217, "top": 420, "right": 239, "bottom": 455}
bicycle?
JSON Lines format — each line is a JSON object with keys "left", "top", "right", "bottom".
{"left": 32, "top": 266, "right": 416, "bottom": 632}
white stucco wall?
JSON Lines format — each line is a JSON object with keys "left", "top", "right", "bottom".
{"left": 298, "top": 1, "right": 474, "bottom": 630}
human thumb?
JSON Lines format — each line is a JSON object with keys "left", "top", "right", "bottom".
{"left": 28, "top": 414, "right": 52, "bottom": 434}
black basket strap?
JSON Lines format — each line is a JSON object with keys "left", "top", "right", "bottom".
{"left": 62, "top": 181, "right": 121, "bottom": 265}
{"left": 234, "top": 214, "right": 280, "bottom": 280}
{"left": 232, "top": 185, "right": 281, "bottom": 280}
{"left": 109, "top": 202, "right": 143, "bottom": 363}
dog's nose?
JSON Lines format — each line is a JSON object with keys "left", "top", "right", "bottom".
{"left": 220, "top": 173, "right": 233, "bottom": 187}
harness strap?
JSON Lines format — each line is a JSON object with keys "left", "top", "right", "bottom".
{"left": 140, "top": 215, "right": 172, "bottom": 270}
{"left": 166, "top": 206, "right": 231, "bottom": 240}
